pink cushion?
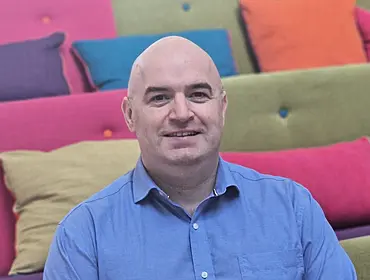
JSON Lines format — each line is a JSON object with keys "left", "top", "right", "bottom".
{"left": 356, "top": 7, "right": 370, "bottom": 60}
{"left": 221, "top": 137, "right": 370, "bottom": 229}
{"left": 0, "top": 89, "right": 135, "bottom": 275}
{"left": 0, "top": 0, "right": 117, "bottom": 93}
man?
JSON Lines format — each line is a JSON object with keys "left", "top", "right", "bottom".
{"left": 43, "top": 36, "right": 357, "bottom": 279}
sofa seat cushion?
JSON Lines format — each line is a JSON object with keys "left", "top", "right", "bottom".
{"left": 340, "top": 235, "right": 370, "bottom": 280}
{"left": 0, "top": 273, "right": 43, "bottom": 280}
{"left": 336, "top": 224, "right": 370, "bottom": 241}
{"left": 0, "top": 140, "right": 141, "bottom": 275}
{"left": 221, "top": 137, "right": 370, "bottom": 229}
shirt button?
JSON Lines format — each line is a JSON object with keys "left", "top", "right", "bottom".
{"left": 201, "top": 271, "right": 208, "bottom": 279}
{"left": 192, "top": 223, "right": 199, "bottom": 230}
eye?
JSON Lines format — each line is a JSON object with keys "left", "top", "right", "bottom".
{"left": 149, "top": 94, "right": 171, "bottom": 105}
{"left": 189, "top": 91, "right": 210, "bottom": 102}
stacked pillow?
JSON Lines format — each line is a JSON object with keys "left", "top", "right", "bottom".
{"left": 239, "top": 0, "right": 369, "bottom": 72}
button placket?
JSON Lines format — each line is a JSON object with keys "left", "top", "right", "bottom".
{"left": 189, "top": 218, "right": 215, "bottom": 280}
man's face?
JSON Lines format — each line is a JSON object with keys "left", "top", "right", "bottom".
{"left": 123, "top": 46, "right": 227, "bottom": 165}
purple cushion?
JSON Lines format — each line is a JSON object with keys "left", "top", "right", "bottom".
{"left": 0, "top": 273, "right": 43, "bottom": 280}
{"left": 336, "top": 225, "right": 370, "bottom": 240}
{"left": 0, "top": 32, "right": 69, "bottom": 102}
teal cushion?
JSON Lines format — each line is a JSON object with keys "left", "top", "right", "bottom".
{"left": 72, "top": 29, "right": 238, "bottom": 90}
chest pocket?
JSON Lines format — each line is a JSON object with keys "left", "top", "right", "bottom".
{"left": 238, "top": 248, "right": 304, "bottom": 280}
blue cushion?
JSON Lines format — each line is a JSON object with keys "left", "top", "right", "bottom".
{"left": 72, "top": 29, "right": 238, "bottom": 91}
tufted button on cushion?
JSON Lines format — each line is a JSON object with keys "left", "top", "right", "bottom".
{"left": 103, "top": 129, "right": 113, "bottom": 138}
{"left": 182, "top": 2, "right": 191, "bottom": 11}
{"left": 279, "top": 107, "right": 289, "bottom": 119}
{"left": 41, "top": 15, "right": 51, "bottom": 24}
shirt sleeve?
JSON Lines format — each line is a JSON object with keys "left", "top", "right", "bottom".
{"left": 295, "top": 182, "right": 357, "bottom": 279}
{"left": 43, "top": 205, "right": 98, "bottom": 280}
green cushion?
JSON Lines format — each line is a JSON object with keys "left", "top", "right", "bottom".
{"left": 220, "top": 63, "right": 370, "bottom": 152}
{"left": 357, "top": 0, "right": 370, "bottom": 10}
{"left": 110, "top": 0, "right": 255, "bottom": 75}
{"left": 341, "top": 236, "right": 370, "bottom": 280}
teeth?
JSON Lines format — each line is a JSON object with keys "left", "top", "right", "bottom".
{"left": 168, "top": 131, "right": 198, "bottom": 137}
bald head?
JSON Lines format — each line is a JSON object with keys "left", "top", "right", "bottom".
{"left": 127, "top": 36, "right": 223, "bottom": 98}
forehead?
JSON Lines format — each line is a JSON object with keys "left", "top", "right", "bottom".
{"left": 138, "top": 50, "right": 217, "bottom": 90}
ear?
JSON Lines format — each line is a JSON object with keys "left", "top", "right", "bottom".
{"left": 122, "top": 96, "right": 135, "bottom": 132}
{"left": 221, "top": 91, "right": 228, "bottom": 126}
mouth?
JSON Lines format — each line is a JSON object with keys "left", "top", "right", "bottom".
{"left": 163, "top": 130, "right": 201, "bottom": 137}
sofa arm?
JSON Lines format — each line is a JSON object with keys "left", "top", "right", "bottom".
{"left": 220, "top": 63, "right": 370, "bottom": 152}
{"left": 341, "top": 235, "right": 370, "bottom": 280}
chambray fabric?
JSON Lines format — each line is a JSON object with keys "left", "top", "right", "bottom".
{"left": 43, "top": 157, "right": 356, "bottom": 280}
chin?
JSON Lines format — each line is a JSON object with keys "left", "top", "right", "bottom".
{"left": 164, "top": 148, "right": 205, "bottom": 165}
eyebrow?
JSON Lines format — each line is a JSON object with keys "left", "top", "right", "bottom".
{"left": 144, "top": 86, "right": 170, "bottom": 96}
{"left": 144, "top": 82, "right": 213, "bottom": 96}
{"left": 187, "top": 82, "right": 212, "bottom": 91}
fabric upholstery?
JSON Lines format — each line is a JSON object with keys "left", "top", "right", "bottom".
{"left": 0, "top": 273, "right": 43, "bottom": 280}
{"left": 0, "top": 32, "right": 69, "bottom": 102}
{"left": 0, "top": 0, "right": 117, "bottom": 93}
{"left": 221, "top": 137, "right": 370, "bottom": 228}
{"left": 110, "top": 0, "right": 257, "bottom": 75}
{"left": 340, "top": 236, "right": 370, "bottom": 280}
{"left": 357, "top": 0, "right": 370, "bottom": 10}
{"left": 337, "top": 225, "right": 370, "bottom": 240}
{"left": 1, "top": 139, "right": 141, "bottom": 274}
{"left": 356, "top": 7, "right": 370, "bottom": 60}
{"left": 73, "top": 29, "right": 238, "bottom": 90}
{"left": 239, "top": 0, "right": 367, "bottom": 72}
{"left": 0, "top": 168, "right": 14, "bottom": 276}
{"left": 220, "top": 64, "right": 370, "bottom": 152}
{"left": 0, "top": 89, "right": 133, "bottom": 275}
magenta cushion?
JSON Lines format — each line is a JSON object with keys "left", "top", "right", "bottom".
{"left": 356, "top": 7, "right": 370, "bottom": 61}
{"left": 221, "top": 137, "right": 370, "bottom": 229}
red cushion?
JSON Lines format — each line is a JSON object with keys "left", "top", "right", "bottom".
{"left": 356, "top": 6, "right": 370, "bottom": 61}
{"left": 221, "top": 137, "right": 370, "bottom": 229}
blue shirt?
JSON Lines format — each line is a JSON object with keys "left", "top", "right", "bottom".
{"left": 43, "top": 157, "right": 356, "bottom": 280}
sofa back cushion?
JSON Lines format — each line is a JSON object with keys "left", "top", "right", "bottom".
{"left": 220, "top": 64, "right": 370, "bottom": 152}
{"left": 357, "top": 0, "right": 370, "bottom": 9}
{"left": 110, "top": 0, "right": 257, "bottom": 75}
{"left": 0, "top": 0, "right": 117, "bottom": 93}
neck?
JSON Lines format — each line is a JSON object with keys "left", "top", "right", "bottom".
{"left": 142, "top": 154, "right": 220, "bottom": 213}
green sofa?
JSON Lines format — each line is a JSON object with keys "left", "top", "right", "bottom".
{"left": 110, "top": 0, "right": 370, "bottom": 278}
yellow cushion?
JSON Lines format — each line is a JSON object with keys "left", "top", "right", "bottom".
{"left": 0, "top": 139, "right": 140, "bottom": 275}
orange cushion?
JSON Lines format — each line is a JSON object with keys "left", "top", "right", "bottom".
{"left": 240, "top": 0, "right": 367, "bottom": 72}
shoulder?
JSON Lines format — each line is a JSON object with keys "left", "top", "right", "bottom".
{"left": 223, "top": 160, "right": 314, "bottom": 212}
{"left": 58, "top": 170, "right": 134, "bottom": 227}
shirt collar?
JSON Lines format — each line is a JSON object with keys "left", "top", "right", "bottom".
{"left": 132, "top": 156, "right": 239, "bottom": 203}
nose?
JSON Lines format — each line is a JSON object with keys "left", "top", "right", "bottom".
{"left": 169, "top": 93, "right": 194, "bottom": 123}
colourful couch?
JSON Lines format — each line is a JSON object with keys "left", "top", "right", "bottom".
{"left": 1, "top": 0, "right": 370, "bottom": 279}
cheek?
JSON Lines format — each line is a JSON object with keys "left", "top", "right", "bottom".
{"left": 133, "top": 110, "right": 162, "bottom": 138}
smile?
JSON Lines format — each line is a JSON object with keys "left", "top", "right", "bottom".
{"left": 164, "top": 131, "right": 200, "bottom": 137}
